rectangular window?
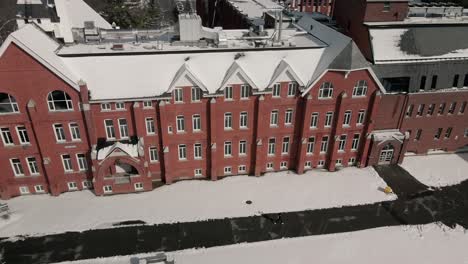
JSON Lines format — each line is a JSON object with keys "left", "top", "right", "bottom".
{"left": 16, "top": 126, "right": 30, "bottom": 144}
{"left": 1, "top": 127, "right": 14, "bottom": 146}
{"left": 103, "top": 185, "right": 113, "bottom": 193}
{"left": 239, "top": 140, "right": 247, "bottom": 155}
{"left": 27, "top": 157, "right": 39, "bottom": 175}
{"left": 270, "top": 110, "right": 279, "bottom": 126}
{"left": 176, "top": 116, "right": 185, "bottom": 132}
{"left": 357, "top": 110, "right": 366, "bottom": 125}
{"left": 427, "top": 104, "right": 435, "bottom": 116}
{"left": 268, "top": 138, "right": 276, "bottom": 155}
{"left": 240, "top": 112, "right": 248, "bottom": 128}
{"left": 416, "top": 104, "right": 425, "bottom": 117}
{"left": 101, "top": 103, "right": 111, "bottom": 111}
{"left": 336, "top": 159, "right": 343, "bottom": 166}
{"left": 192, "top": 115, "right": 201, "bottom": 131}
{"left": 320, "top": 136, "right": 329, "bottom": 153}
{"left": 191, "top": 87, "right": 201, "bottom": 102}
{"left": 325, "top": 112, "right": 333, "bottom": 127}
{"left": 448, "top": 102, "right": 456, "bottom": 114}
{"left": 272, "top": 83, "right": 281, "bottom": 97}
{"left": 224, "top": 167, "right": 232, "bottom": 175}
{"left": 348, "top": 157, "right": 356, "bottom": 166}
{"left": 34, "top": 185, "right": 44, "bottom": 193}
{"left": 241, "top": 85, "right": 250, "bottom": 99}
{"left": 83, "top": 180, "right": 93, "bottom": 189}
{"left": 445, "top": 127, "right": 453, "bottom": 139}
{"left": 280, "top": 161, "right": 288, "bottom": 169}
{"left": 143, "top": 101, "right": 152, "bottom": 108}
{"left": 146, "top": 117, "right": 156, "bottom": 134}
{"left": 453, "top": 74, "right": 459, "bottom": 88}
{"left": 338, "top": 135, "right": 347, "bottom": 151}
{"left": 415, "top": 129, "right": 422, "bottom": 141}
{"left": 61, "top": 154, "right": 73, "bottom": 172}
{"left": 224, "top": 141, "right": 232, "bottom": 156}
{"left": 287, "top": 82, "right": 297, "bottom": 97}
{"left": 194, "top": 143, "right": 202, "bottom": 159}
{"left": 438, "top": 103, "right": 445, "bottom": 115}
{"left": 383, "top": 1, "right": 391, "bottom": 11}
{"left": 178, "top": 144, "right": 187, "bottom": 160}
{"left": 266, "top": 162, "right": 274, "bottom": 170}
{"left": 406, "top": 104, "right": 413, "bottom": 117}
{"left": 224, "top": 86, "right": 233, "bottom": 100}
{"left": 319, "top": 82, "right": 333, "bottom": 99}
{"left": 351, "top": 134, "right": 360, "bottom": 150}
{"left": 19, "top": 186, "right": 30, "bottom": 194}
{"left": 54, "top": 124, "right": 67, "bottom": 142}
{"left": 194, "top": 169, "right": 202, "bottom": 177}
{"left": 343, "top": 111, "right": 352, "bottom": 126}
{"left": 317, "top": 160, "right": 325, "bottom": 168}
{"left": 460, "top": 102, "right": 466, "bottom": 114}
{"left": 305, "top": 161, "right": 312, "bottom": 169}
{"left": 104, "top": 120, "right": 115, "bottom": 139}
{"left": 67, "top": 182, "right": 78, "bottom": 191}
{"left": 174, "top": 88, "right": 183, "bottom": 103}
{"left": 431, "top": 75, "right": 438, "bottom": 89}
{"left": 238, "top": 165, "right": 247, "bottom": 173}
{"left": 285, "top": 109, "right": 293, "bottom": 125}
{"left": 434, "top": 128, "right": 442, "bottom": 140}
{"left": 134, "top": 182, "right": 144, "bottom": 191}
{"left": 420, "top": 76, "right": 426, "bottom": 91}
{"left": 306, "top": 137, "right": 315, "bottom": 154}
{"left": 149, "top": 147, "right": 158, "bottom": 162}
{"left": 69, "top": 123, "right": 81, "bottom": 141}
{"left": 11, "top": 158, "right": 24, "bottom": 176}
{"left": 224, "top": 113, "right": 232, "bottom": 129}
{"left": 115, "top": 102, "right": 125, "bottom": 110}
{"left": 77, "top": 154, "right": 88, "bottom": 171}
{"left": 282, "top": 137, "right": 290, "bottom": 154}
{"left": 118, "top": 118, "right": 129, "bottom": 139}
{"left": 310, "top": 113, "right": 318, "bottom": 128}
{"left": 352, "top": 80, "right": 367, "bottom": 97}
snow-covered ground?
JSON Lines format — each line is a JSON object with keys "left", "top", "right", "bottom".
{"left": 401, "top": 152, "right": 468, "bottom": 187}
{"left": 0, "top": 167, "right": 395, "bottom": 237}
{"left": 56, "top": 223, "right": 468, "bottom": 264}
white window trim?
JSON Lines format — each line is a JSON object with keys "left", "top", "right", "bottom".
{"left": 134, "top": 182, "right": 144, "bottom": 191}
{"left": 61, "top": 155, "right": 73, "bottom": 172}
{"left": 104, "top": 120, "right": 116, "bottom": 140}
{"left": 69, "top": 123, "right": 81, "bottom": 141}
{"left": 27, "top": 157, "right": 40, "bottom": 175}
{"left": 19, "top": 186, "right": 30, "bottom": 194}
{"left": 176, "top": 116, "right": 185, "bottom": 133}
{"left": 149, "top": 147, "right": 159, "bottom": 163}
{"left": 76, "top": 154, "right": 88, "bottom": 171}
{"left": 34, "top": 185, "right": 45, "bottom": 193}
{"left": 103, "top": 185, "right": 113, "bottom": 193}
{"left": 16, "top": 126, "right": 30, "bottom": 145}
{"left": 192, "top": 114, "right": 201, "bottom": 132}
{"left": 194, "top": 143, "right": 202, "bottom": 160}
{"left": 118, "top": 118, "right": 129, "bottom": 139}
{"left": 1, "top": 127, "right": 14, "bottom": 146}
{"left": 145, "top": 117, "right": 156, "bottom": 135}
{"left": 101, "top": 103, "right": 111, "bottom": 111}
{"left": 53, "top": 123, "right": 67, "bottom": 143}
{"left": 68, "top": 182, "right": 78, "bottom": 191}
{"left": 178, "top": 144, "right": 187, "bottom": 160}
{"left": 10, "top": 158, "right": 24, "bottom": 176}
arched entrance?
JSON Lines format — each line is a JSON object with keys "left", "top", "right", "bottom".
{"left": 102, "top": 159, "right": 140, "bottom": 184}
{"left": 379, "top": 144, "right": 394, "bottom": 164}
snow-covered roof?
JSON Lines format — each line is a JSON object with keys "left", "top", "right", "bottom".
{"left": 226, "top": 0, "right": 283, "bottom": 22}
{"left": 97, "top": 142, "right": 139, "bottom": 160}
{"left": 371, "top": 129, "right": 406, "bottom": 142}
{"left": 369, "top": 26, "right": 468, "bottom": 64}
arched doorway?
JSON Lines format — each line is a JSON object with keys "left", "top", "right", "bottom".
{"left": 379, "top": 144, "right": 394, "bottom": 164}
{"left": 102, "top": 159, "right": 141, "bottom": 184}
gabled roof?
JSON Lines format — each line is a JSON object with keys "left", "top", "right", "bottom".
{"left": 97, "top": 142, "right": 139, "bottom": 160}
{"left": 328, "top": 42, "right": 370, "bottom": 70}
{"left": 218, "top": 61, "right": 258, "bottom": 90}
{"left": 268, "top": 59, "right": 305, "bottom": 87}
{"left": 168, "top": 63, "right": 208, "bottom": 92}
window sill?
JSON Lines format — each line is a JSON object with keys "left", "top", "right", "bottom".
{"left": 240, "top": 127, "right": 248, "bottom": 130}
{"left": 224, "top": 155, "right": 233, "bottom": 158}
{"left": 0, "top": 112, "right": 20, "bottom": 116}
{"left": 224, "top": 128, "right": 233, "bottom": 131}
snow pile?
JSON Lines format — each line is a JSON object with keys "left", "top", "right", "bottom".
{"left": 401, "top": 153, "right": 468, "bottom": 187}
{"left": 0, "top": 167, "right": 395, "bottom": 237}
{"left": 55, "top": 224, "right": 468, "bottom": 264}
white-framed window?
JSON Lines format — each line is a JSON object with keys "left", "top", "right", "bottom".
{"left": 338, "top": 135, "right": 347, "bottom": 151}
{"left": 305, "top": 161, "right": 312, "bottom": 169}
{"left": 287, "top": 82, "right": 297, "bottom": 97}
{"left": 448, "top": 102, "right": 456, "bottom": 114}
{"left": 143, "top": 101, "right": 152, "bottom": 108}
{"left": 240, "top": 112, "right": 248, "bottom": 128}
{"left": 27, "top": 157, "right": 39, "bottom": 175}
{"left": 352, "top": 80, "right": 368, "bottom": 97}
{"left": 417, "top": 104, "right": 425, "bottom": 116}
{"left": 310, "top": 113, "right": 318, "bottom": 128}
{"left": 357, "top": 110, "right": 366, "bottom": 125}
{"left": 238, "top": 165, "right": 247, "bottom": 173}
{"left": 134, "top": 182, "right": 144, "bottom": 191}
{"left": 69, "top": 123, "right": 81, "bottom": 141}
{"left": 178, "top": 144, "right": 187, "bottom": 160}
{"left": 445, "top": 127, "right": 453, "bottom": 139}
{"left": 61, "top": 154, "right": 73, "bottom": 172}
{"left": 16, "top": 126, "right": 30, "bottom": 144}
{"left": 438, "top": 103, "right": 446, "bottom": 115}
{"left": 10, "top": 158, "right": 24, "bottom": 176}
{"left": 239, "top": 140, "right": 247, "bottom": 155}
{"left": 194, "top": 143, "right": 202, "bottom": 159}
{"left": 192, "top": 114, "right": 201, "bottom": 131}
{"left": 176, "top": 116, "right": 185, "bottom": 132}
{"left": 104, "top": 120, "right": 115, "bottom": 140}
{"left": 77, "top": 153, "right": 88, "bottom": 171}
{"left": 336, "top": 159, "right": 343, "bottom": 166}
{"left": 145, "top": 117, "right": 156, "bottom": 135}
{"left": 68, "top": 182, "right": 78, "bottom": 191}
{"left": 343, "top": 111, "right": 352, "bottom": 127}
{"left": 270, "top": 110, "right": 279, "bottom": 126}
{"left": 282, "top": 137, "right": 290, "bottom": 154}
{"left": 325, "top": 112, "right": 333, "bottom": 127}
{"left": 224, "top": 86, "right": 233, "bottom": 100}
{"left": 348, "top": 157, "right": 356, "bottom": 166}
{"left": 1, "top": 127, "right": 14, "bottom": 146}
{"left": 318, "top": 160, "right": 325, "bottom": 168}
{"left": 318, "top": 82, "right": 333, "bottom": 99}
{"left": 54, "top": 124, "right": 66, "bottom": 142}
{"left": 103, "top": 185, "right": 113, "bottom": 193}
{"left": 191, "top": 87, "right": 201, "bottom": 102}
{"left": 272, "top": 83, "right": 281, "bottom": 97}
{"left": 224, "top": 113, "right": 232, "bottom": 129}
{"left": 224, "top": 166, "right": 232, "bottom": 175}
{"left": 83, "top": 180, "right": 93, "bottom": 189}
{"left": 459, "top": 101, "right": 466, "bottom": 114}
{"left": 268, "top": 138, "right": 276, "bottom": 155}
{"left": 19, "top": 186, "right": 29, "bottom": 194}
{"left": 149, "top": 147, "right": 158, "bottom": 162}
{"left": 240, "top": 85, "right": 250, "bottom": 99}
{"left": 115, "top": 102, "right": 125, "bottom": 110}
{"left": 320, "top": 136, "right": 329, "bottom": 153}
{"left": 101, "top": 103, "right": 111, "bottom": 111}
{"left": 351, "top": 134, "right": 360, "bottom": 150}
{"left": 266, "top": 162, "right": 274, "bottom": 170}
{"left": 406, "top": 104, "right": 413, "bottom": 117}
{"left": 118, "top": 118, "right": 129, "bottom": 139}
{"left": 427, "top": 104, "right": 435, "bottom": 116}
{"left": 224, "top": 141, "right": 232, "bottom": 156}
{"left": 47, "top": 90, "right": 73, "bottom": 111}
{"left": 280, "top": 161, "right": 288, "bottom": 169}
{"left": 174, "top": 88, "right": 183, "bottom": 103}
{"left": 285, "top": 109, "right": 293, "bottom": 125}
{"left": 34, "top": 185, "right": 45, "bottom": 193}
{"left": 307, "top": 137, "right": 315, "bottom": 154}
{"left": 0, "top": 93, "right": 19, "bottom": 113}
{"left": 194, "top": 169, "right": 203, "bottom": 177}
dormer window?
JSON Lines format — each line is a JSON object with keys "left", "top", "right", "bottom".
{"left": 318, "top": 82, "right": 333, "bottom": 99}
{"left": 287, "top": 82, "right": 298, "bottom": 97}
{"left": 174, "top": 88, "right": 183, "bottom": 103}
{"left": 224, "top": 86, "right": 233, "bottom": 100}
{"left": 272, "top": 83, "right": 281, "bottom": 97}
{"left": 352, "top": 80, "right": 368, "bottom": 97}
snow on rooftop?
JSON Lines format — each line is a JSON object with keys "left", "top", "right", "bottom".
{"left": 227, "top": 0, "right": 283, "bottom": 21}
{"left": 97, "top": 142, "right": 139, "bottom": 160}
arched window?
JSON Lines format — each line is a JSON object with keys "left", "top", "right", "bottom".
{"left": 318, "top": 82, "right": 333, "bottom": 99}
{"left": 0, "top": 93, "right": 19, "bottom": 113}
{"left": 47, "top": 90, "right": 73, "bottom": 111}
{"left": 382, "top": 144, "right": 394, "bottom": 151}
{"left": 353, "top": 80, "right": 368, "bottom": 97}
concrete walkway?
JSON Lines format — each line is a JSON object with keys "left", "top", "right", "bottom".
{"left": 373, "top": 165, "right": 429, "bottom": 198}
